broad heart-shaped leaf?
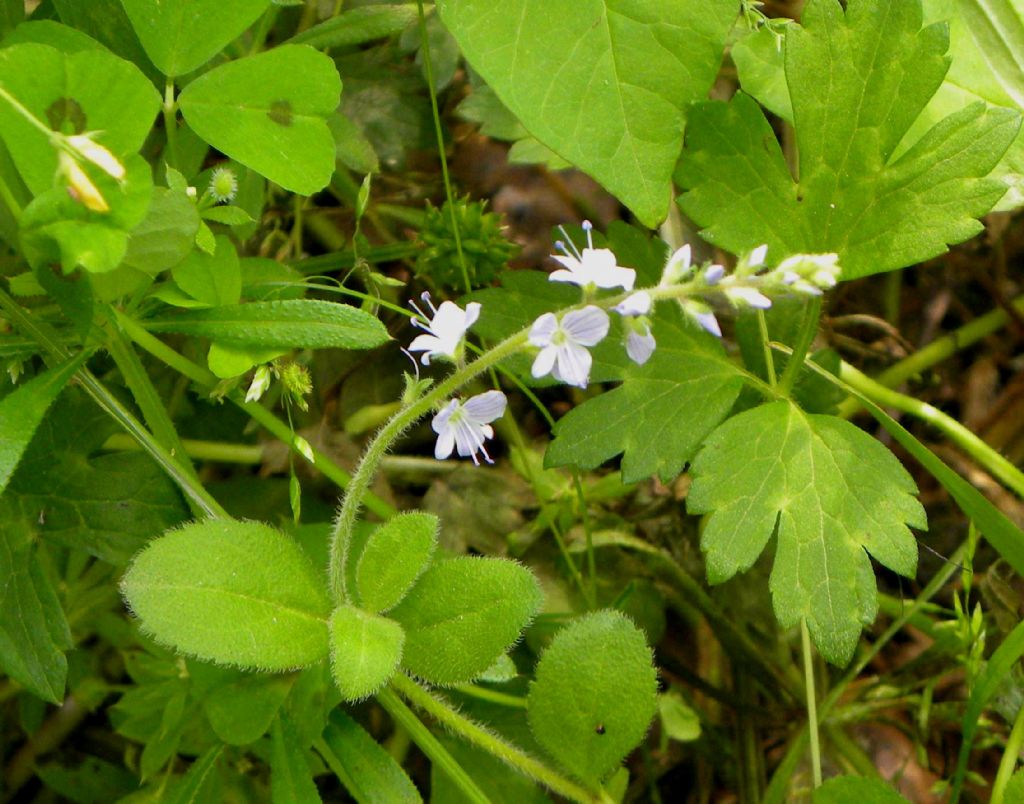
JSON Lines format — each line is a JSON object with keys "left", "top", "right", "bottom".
{"left": 321, "top": 710, "right": 421, "bottom": 804}
{"left": 527, "top": 610, "right": 658, "bottom": 786}
{"left": 120, "top": 0, "right": 271, "bottom": 77}
{"left": 179, "top": 45, "right": 341, "bottom": 195}
{"left": 687, "top": 401, "right": 927, "bottom": 665}
{"left": 355, "top": 512, "right": 439, "bottom": 614}
{"left": 676, "top": 0, "right": 1022, "bottom": 280}
{"left": 545, "top": 305, "right": 748, "bottom": 483}
{"left": 0, "top": 531, "right": 72, "bottom": 702}
{"left": 388, "top": 557, "right": 542, "bottom": 685}
{"left": 437, "top": 0, "right": 737, "bottom": 227}
{"left": 1, "top": 388, "right": 186, "bottom": 564}
{"left": 812, "top": 775, "right": 908, "bottom": 803}
{"left": 20, "top": 153, "right": 154, "bottom": 274}
{"left": 328, "top": 605, "right": 404, "bottom": 701}
{"left": 0, "top": 43, "right": 159, "bottom": 196}
{"left": 0, "top": 355, "right": 82, "bottom": 494}
{"left": 121, "top": 519, "right": 332, "bottom": 670}
{"left": 145, "top": 299, "right": 390, "bottom": 350}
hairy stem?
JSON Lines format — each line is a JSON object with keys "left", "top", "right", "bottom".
{"left": 389, "top": 673, "right": 605, "bottom": 803}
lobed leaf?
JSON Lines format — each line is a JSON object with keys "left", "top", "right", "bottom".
{"left": 437, "top": 0, "right": 737, "bottom": 227}
{"left": 527, "top": 610, "right": 658, "bottom": 785}
{"left": 121, "top": 519, "right": 332, "bottom": 670}
{"left": 688, "top": 400, "right": 927, "bottom": 665}
{"left": 389, "top": 557, "right": 542, "bottom": 685}
{"left": 677, "top": 0, "right": 1021, "bottom": 279}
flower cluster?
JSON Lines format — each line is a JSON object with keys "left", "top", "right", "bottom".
{"left": 406, "top": 226, "right": 843, "bottom": 467}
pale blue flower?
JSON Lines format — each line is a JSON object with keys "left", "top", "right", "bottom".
{"left": 432, "top": 390, "right": 507, "bottom": 465}
{"left": 408, "top": 293, "right": 480, "bottom": 365}
{"left": 529, "top": 306, "right": 609, "bottom": 388}
{"left": 550, "top": 221, "right": 635, "bottom": 290}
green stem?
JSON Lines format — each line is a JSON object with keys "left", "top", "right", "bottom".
{"left": 389, "top": 674, "right": 603, "bottom": 803}
{"left": 778, "top": 296, "right": 821, "bottom": 396}
{"left": 837, "top": 293, "right": 1024, "bottom": 417}
{"left": 112, "top": 308, "right": 396, "bottom": 519}
{"left": 572, "top": 471, "right": 599, "bottom": 608}
{"left": 0, "top": 85, "right": 59, "bottom": 138}
{"left": 0, "top": 290, "right": 224, "bottom": 517}
{"left": 376, "top": 685, "right": 491, "bottom": 804}
{"left": 840, "top": 362, "right": 1024, "bottom": 499}
{"left": 991, "top": 697, "right": 1024, "bottom": 804}
{"left": 0, "top": 167, "right": 22, "bottom": 220}
{"left": 102, "top": 433, "right": 263, "bottom": 464}
{"left": 801, "top": 619, "right": 823, "bottom": 788}
{"left": 756, "top": 310, "right": 777, "bottom": 387}
{"left": 328, "top": 329, "right": 529, "bottom": 601}
{"left": 453, "top": 684, "right": 528, "bottom": 709}
{"left": 415, "top": 0, "right": 470, "bottom": 293}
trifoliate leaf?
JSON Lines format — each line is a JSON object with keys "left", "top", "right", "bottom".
{"left": 687, "top": 401, "right": 927, "bottom": 665}
{"left": 545, "top": 306, "right": 747, "bottom": 483}
{"left": 527, "top": 610, "right": 658, "bottom": 786}
{"left": 437, "top": 0, "right": 737, "bottom": 227}
{"left": 677, "top": 0, "right": 1021, "bottom": 280}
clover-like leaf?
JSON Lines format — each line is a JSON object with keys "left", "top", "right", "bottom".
{"left": 545, "top": 306, "right": 747, "bottom": 483}
{"left": 120, "top": 0, "right": 271, "bottom": 77}
{"left": 121, "top": 519, "right": 332, "bottom": 670}
{"left": 527, "top": 610, "right": 658, "bottom": 786}
{"left": 178, "top": 45, "right": 341, "bottom": 195}
{"left": 677, "top": 0, "right": 1021, "bottom": 280}
{"left": 437, "top": 0, "right": 737, "bottom": 227}
{"left": 687, "top": 400, "right": 927, "bottom": 665}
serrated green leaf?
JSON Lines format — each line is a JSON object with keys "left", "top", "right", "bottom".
{"left": 0, "top": 356, "right": 81, "bottom": 493}
{"left": 121, "top": 519, "right": 332, "bottom": 670}
{"left": 437, "top": 0, "right": 736, "bottom": 227}
{"left": 0, "top": 43, "right": 159, "bottom": 195}
{"left": 812, "top": 776, "right": 908, "bottom": 803}
{"left": 287, "top": 4, "right": 418, "bottom": 49}
{"left": 178, "top": 46, "right": 341, "bottom": 195}
{"left": 2, "top": 388, "right": 187, "bottom": 564}
{"left": 545, "top": 307, "right": 747, "bottom": 483}
{"left": 271, "top": 714, "right": 322, "bottom": 804}
{"left": 527, "top": 610, "right": 658, "bottom": 785}
{"left": 0, "top": 535, "right": 71, "bottom": 702}
{"left": 732, "top": 23, "right": 793, "bottom": 121}
{"left": 355, "top": 512, "right": 438, "bottom": 614}
{"left": 328, "top": 605, "right": 404, "bottom": 701}
{"left": 319, "top": 709, "right": 422, "bottom": 804}
{"left": 911, "top": 0, "right": 1024, "bottom": 210}
{"left": 120, "top": 0, "right": 271, "bottom": 77}
{"left": 20, "top": 153, "right": 154, "bottom": 274}
{"left": 146, "top": 299, "right": 390, "bottom": 350}
{"left": 122, "top": 187, "right": 200, "bottom": 275}
{"left": 389, "top": 557, "right": 542, "bottom": 685}
{"left": 688, "top": 401, "right": 927, "bottom": 665}
{"left": 172, "top": 234, "right": 241, "bottom": 307}
{"left": 677, "top": 0, "right": 1022, "bottom": 279}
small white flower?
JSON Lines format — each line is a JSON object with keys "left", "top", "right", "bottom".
{"left": 748, "top": 244, "right": 768, "bottom": 269}
{"left": 682, "top": 300, "right": 722, "bottom": 338}
{"left": 612, "top": 291, "right": 652, "bottom": 317}
{"left": 66, "top": 134, "right": 125, "bottom": 180}
{"left": 432, "top": 390, "right": 507, "bottom": 465}
{"left": 661, "top": 244, "right": 695, "bottom": 285}
{"left": 625, "top": 320, "right": 656, "bottom": 365}
{"left": 529, "top": 306, "right": 609, "bottom": 388}
{"left": 407, "top": 293, "right": 480, "bottom": 365}
{"left": 245, "top": 365, "right": 272, "bottom": 402}
{"left": 550, "top": 221, "right": 635, "bottom": 290}
{"left": 723, "top": 286, "right": 772, "bottom": 310}
{"left": 703, "top": 264, "right": 726, "bottom": 285}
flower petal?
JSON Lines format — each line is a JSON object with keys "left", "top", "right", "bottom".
{"left": 626, "top": 330, "right": 656, "bottom": 365}
{"left": 431, "top": 399, "right": 460, "bottom": 433}
{"left": 434, "top": 426, "right": 456, "bottom": 459}
{"left": 613, "top": 291, "right": 652, "bottom": 317}
{"left": 531, "top": 345, "right": 557, "bottom": 378}
{"left": 549, "top": 269, "right": 584, "bottom": 286}
{"left": 463, "top": 390, "right": 508, "bottom": 423}
{"left": 561, "top": 306, "right": 609, "bottom": 347}
{"left": 529, "top": 313, "right": 559, "bottom": 346}
{"left": 464, "top": 302, "right": 482, "bottom": 328}
{"left": 554, "top": 342, "right": 593, "bottom": 388}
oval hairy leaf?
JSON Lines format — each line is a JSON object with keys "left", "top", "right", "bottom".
{"left": 355, "top": 512, "right": 438, "bottom": 614}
